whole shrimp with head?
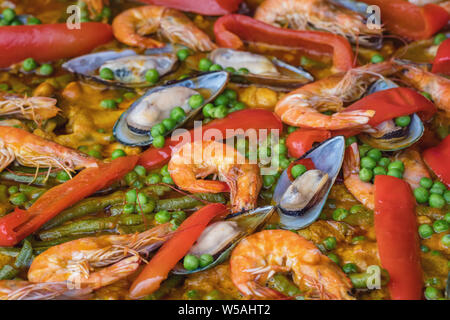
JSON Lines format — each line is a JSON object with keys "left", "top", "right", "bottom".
{"left": 0, "top": 280, "right": 91, "bottom": 300}
{"left": 112, "top": 5, "right": 216, "bottom": 51}
{"left": 28, "top": 223, "right": 173, "bottom": 290}
{"left": 275, "top": 62, "right": 399, "bottom": 130}
{"left": 168, "top": 140, "right": 262, "bottom": 213}
{"left": 230, "top": 230, "right": 354, "bottom": 300}
{"left": 0, "top": 93, "right": 59, "bottom": 123}
{"left": 254, "top": 0, "right": 382, "bottom": 46}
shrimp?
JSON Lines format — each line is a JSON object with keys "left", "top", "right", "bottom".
{"left": 254, "top": 0, "right": 382, "bottom": 46}
{"left": 0, "top": 93, "right": 59, "bottom": 122}
{"left": 395, "top": 148, "right": 431, "bottom": 189}
{"left": 0, "top": 280, "right": 91, "bottom": 300}
{"left": 343, "top": 143, "right": 375, "bottom": 210}
{"left": 396, "top": 62, "right": 450, "bottom": 117}
{"left": 0, "top": 126, "right": 98, "bottom": 174}
{"left": 168, "top": 140, "right": 262, "bottom": 213}
{"left": 28, "top": 223, "right": 172, "bottom": 289}
{"left": 112, "top": 5, "right": 216, "bottom": 52}
{"left": 230, "top": 230, "right": 354, "bottom": 300}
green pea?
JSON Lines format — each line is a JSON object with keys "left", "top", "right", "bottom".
{"left": 263, "top": 175, "right": 276, "bottom": 188}
{"left": 237, "top": 67, "right": 249, "bottom": 75}
{"left": 323, "top": 237, "right": 337, "bottom": 250}
{"left": 359, "top": 168, "right": 373, "bottom": 182}
{"left": 137, "top": 192, "right": 147, "bottom": 205}
{"left": 214, "top": 94, "right": 229, "bottom": 107}
{"left": 199, "top": 254, "right": 214, "bottom": 268}
{"left": 162, "top": 118, "right": 176, "bottom": 131}
{"left": 209, "top": 64, "right": 223, "bottom": 71}
{"left": 99, "top": 67, "right": 114, "bottom": 80}
{"left": 160, "top": 165, "right": 170, "bottom": 176}
{"left": 373, "top": 166, "right": 387, "bottom": 176}
{"left": 56, "top": 171, "right": 71, "bottom": 182}
{"left": 100, "top": 99, "right": 117, "bottom": 109}
{"left": 183, "top": 254, "right": 200, "bottom": 271}
{"left": 22, "top": 58, "right": 37, "bottom": 72}
{"left": 155, "top": 210, "right": 171, "bottom": 224}
{"left": 39, "top": 63, "right": 53, "bottom": 76}
{"left": 132, "top": 165, "right": 146, "bottom": 177}
{"left": 420, "top": 177, "right": 433, "bottom": 189}
{"left": 387, "top": 169, "right": 403, "bottom": 179}
{"left": 273, "top": 144, "right": 287, "bottom": 156}
{"left": 432, "top": 181, "right": 446, "bottom": 191}
{"left": 162, "top": 175, "right": 174, "bottom": 185}
{"left": 189, "top": 94, "right": 204, "bottom": 109}
{"left": 394, "top": 115, "right": 411, "bottom": 127}
{"left": 125, "top": 171, "right": 138, "bottom": 185}
{"left": 126, "top": 189, "right": 137, "bottom": 204}
{"left": 2, "top": 8, "right": 16, "bottom": 23}
{"left": 111, "top": 149, "right": 126, "bottom": 159}
{"left": 151, "top": 123, "right": 166, "bottom": 137}
{"left": 444, "top": 190, "right": 450, "bottom": 203}
{"left": 186, "top": 290, "right": 199, "bottom": 299}
{"left": 327, "top": 253, "right": 340, "bottom": 265}
{"left": 421, "top": 91, "right": 432, "bottom": 101}
{"left": 7, "top": 186, "right": 18, "bottom": 195}
{"left": 342, "top": 263, "right": 358, "bottom": 274}
{"left": 444, "top": 213, "right": 450, "bottom": 224}
{"left": 352, "top": 236, "right": 366, "bottom": 243}
{"left": 441, "top": 234, "right": 450, "bottom": 247}
{"left": 88, "top": 150, "right": 102, "bottom": 159}
{"left": 10, "top": 193, "right": 27, "bottom": 206}
{"left": 371, "top": 54, "right": 384, "bottom": 63}
{"left": 424, "top": 286, "right": 442, "bottom": 300}
{"left": 421, "top": 245, "right": 430, "bottom": 253}
{"left": 288, "top": 126, "right": 297, "bottom": 134}
{"left": 388, "top": 160, "right": 404, "bottom": 173}
{"left": 429, "top": 194, "right": 445, "bottom": 209}
{"left": 223, "top": 89, "right": 237, "bottom": 101}
{"left": 434, "top": 33, "right": 447, "bottom": 45}
{"left": 430, "top": 187, "right": 444, "bottom": 195}
{"left": 414, "top": 187, "right": 430, "bottom": 204}
{"left": 361, "top": 156, "right": 377, "bottom": 169}
{"left": 332, "top": 208, "right": 349, "bottom": 221}
{"left": 378, "top": 157, "right": 390, "bottom": 168}
{"left": 145, "top": 173, "right": 162, "bottom": 185}
{"left": 291, "top": 164, "right": 307, "bottom": 179}
{"left": 137, "top": 202, "right": 155, "bottom": 214}
{"left": 359, "top": 145, "right": 371, "bottom": 157}
{"left": 213, "top": 105, "right": 228, "bottom": 119}
{"left": 172, "top": 211, "right": 186, "bottom": 221}
{"left": 224, "top": 66, "right": 236, "bottom": 73}
{"left": 202, "top": 103, "right": 215, "bottom": 118}
{"left": 101, "top": 7, "right": 112, "bottom": 18}
{"left": 176, "top": 48, "right": 190, "bottom": 61}
{"left": 433, "top": 220, "right": 449, "bottom": 233}
{"left": 123, "top": 203, "right": 135, "bottom": 214}
{"left": 145, "top": 69, "right": 159, "bottom": 84}
{"left": 233, "top": 102, "right": 245, "bottom": 110}
{"left": 198, "top": 58, "right": 213, "bottom": 71}
{"left": 367, "top": 149, "right": 382, "bottom": 161}
{"left": 123, "top": 92, "right": 136, "bottom": 100}
{"left": 280, "top": 158, "right": 290, "bottom": 169}
{"left": 170, "top": 107, "right": 186, "bottom": 123}
{"left": 349, "top": 204, "right": 363, "bottom": 214}
{"left": 418, "top": 224, "right": 434, "bottom": 239}
{"left": 152, "top": 136, "right": 165, "bottom": 148}
{"left": 27, "top": 17, "right": 41, "bottom": 25}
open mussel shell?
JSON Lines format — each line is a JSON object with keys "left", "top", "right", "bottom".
{"left": 113, "top": 71, "right": 229, "bottom": 146}
{"left": 358, "top": 79, "right": 424, "bottom": 151}
{"left": 62, "top": 49, "right": 178, "bottom": 88}
{"left": 172, "top": 206, "right": 275, "bottom": 275}
{"left": 273, "top": 136, "right": 345, "bottom": 230}
{"left": 207, "top": 48, "right": 313, "bottom": 92}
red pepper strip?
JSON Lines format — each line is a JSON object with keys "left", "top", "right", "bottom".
{"left": 137, "top": 0, "right": 242, "bottom": 15}
{"left": 334, "top": 87, "right": 437, "bottom": 137}
{"left": 374, "top": 175, "right": 423, "bottom": 300}
{"left": 0, "top": 23, "right": 113, "bottom": 68}
{"left": 129, "top": 203, "right": 228, "bottom": 298}
{"left": 432, "top": 38, "right": 450, "bottom": 75}
{"left": 423, "top": 135, "right": 450, "bottom": 188}
{"left": 138, "top": 109, "right": 283, "bottom": 169}
{"left": 287, "top": 158, "right": 316, "bottom": 181}
{"left": 361, "top": 1, "right": 449, "bottom": 40}
{"left": 0, "top": 156, "right": 139, "bottom": 246}
{"left": 286, "top": 129, "right": 331, "bottom": 159}
{"left": 213, "top": 14, "right": 354, "bottom": 72}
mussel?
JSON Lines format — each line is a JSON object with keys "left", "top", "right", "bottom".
{"left": 357, "top": 79, "right": 424, "bottom": 151}
{"left": 273, "top": 136, "right": 345, "bottom": 230}
{"left": 207, "top": 48, "right": 314, "bottom": 91}
{"left": 62, "top": 49, "right": 178, "bottom": 88}
{"left": 172, "top": 206, "right": 275, "bottom": 275}
{"left": 113, "top": 71, "right": 229, "bottom": 146}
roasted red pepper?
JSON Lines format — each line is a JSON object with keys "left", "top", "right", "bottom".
{"left": 374, "top": 175, "right": 423, "bottom": 300}
{"left": 361, "top": 0, "right": 449, "bottom": 40}
{"left": 286, "top": 129, "right": 331, "bottom": 159}
{"left": 432, "top": 38, "right": 450, "bottom": 75}
{"left": 423, "top": 135, "right": 450, "bottom": 188}
{"left": 334, "top": 87, "right": 437, "bottom": 137}
{"left": 138, "top": 0, "right": 242, "bottom": 15}
{"left": 138, "top": 109, "right": 283, "bottom": 169}
{"left": 129, "top": 203, "right": 228, "bottom": 298}
{"left": 0, "top": 23, "right": 113, "bottom": 68}
{"left": 213, "top": 14, "right": 354, "bottom": 72}
{"left": 0, "top": 156, "right": 139, "bottom": 246}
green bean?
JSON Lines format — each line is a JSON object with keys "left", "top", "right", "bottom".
{"left": 0, "top": 185, "right": 13, "bottom": 217}
{"left": 42, "top": 191, "right": 126, "bottom": 230}
{"left": 0, "top": 247, "right": 20, "bottom": 258}
{"left": 118, "top": 224, "right": 153, "bottom": 234}
{"left": 142, "top": 185, "right": 171, "bottom": 197}
{"left": 156, "top": 193, "right": 226, "bottom": 211}
{"left": 31, "top": 235, "right": 84, "bottom": 248}
{"left": 0, "top": 170, "right": 57, "bottom": 186}
{"left": 349, "top": 268, "right": 390, "bottom": 289}
{"left": 0, "top": 265, "right": 19, "bottom": 280}
{"left": 143, "top": 275, "right": 185, "bottom": 300}
{"left": 14, "top": 239, "right": 33, "bottom": 268}
{"left": 267, "top": 274, "right": 303, "bottom": 298}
